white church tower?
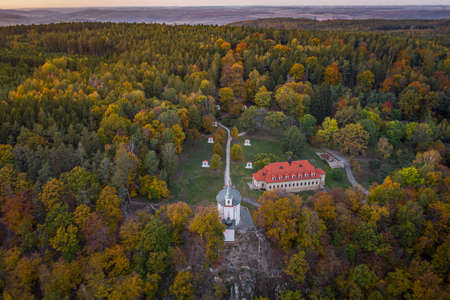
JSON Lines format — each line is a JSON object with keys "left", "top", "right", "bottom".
{"left": 216, "top": 185, "right": 241, "bottom": 242}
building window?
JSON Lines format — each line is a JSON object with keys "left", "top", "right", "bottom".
{"left": 292, "top": 175, "right": 296, "bottom": 179}
{"left": 312, "top": 173, "right": 315, "bottom": 176}
{"left": 298, "top": 174, "right": 302, "bottom": 178}
{"left": 285, "top": 175, "right": 289, "bottom": 180}
{"left": 305, "top": 174, "right": 308, "bottom": 178}
{"left": 279, "top": 176, "right": 282, "bottom": 180}
{"left": 272, "top": 177, "right": 275, "bottom": 181}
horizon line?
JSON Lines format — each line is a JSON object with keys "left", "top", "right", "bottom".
{"left": 3, "top": 4, "right": 450, "bottom": 10}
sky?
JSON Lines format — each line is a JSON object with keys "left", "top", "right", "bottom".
{"left": 1, "top": 0, "right": 449, "bottom": 9}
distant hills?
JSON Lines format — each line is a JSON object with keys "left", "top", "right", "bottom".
{"left": 0, "top": 6, "right": 449, "bottom": 27}
{"left": 228, "top": 17, "right": 450, "bottom": 33}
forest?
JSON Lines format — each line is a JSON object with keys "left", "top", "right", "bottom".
{"left": 0, "top": 21, "right": 448, "bottom": 299}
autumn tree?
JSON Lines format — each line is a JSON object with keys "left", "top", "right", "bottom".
{"left": 316, "top": 117, "right": 339, "bottom": 147}
{"left": 274, "top": 84, "right": 305, "bottom": 119}
{"left": 231, "top": 126, "right": 239, "bottom": 139}
{"left": 254, "top": 191, "right": 304, "bottom": 251}
{"left": 230, "top": 144, "right": 243, "bottom": 161}
{"left": 334, "top": 123, "right": 370, "bottom": 155}
{"left": 357, "top": 70, "right": 375, "bottom": 92}
{"left": 213, "top": 142, "right": 224, "bottom": 158}
{"left": 170, "top": 270, "right": 195, "bottom": 300}
{"left": 96, "top": 185, "right": 122, "bottom": 233}
{"left": 324, "top": 62, "right": 342, "bottom": 85}
{"left": 289, "top": 63, "right": 305, "bottom": 81}
{"left": 0, "top": 144, "right": 13, "bottom": 167}
{"left": 285, "top": 251, "right": 309, "bottom": 284}
{"left": 40, "top": 178, "right": 65, "bottom": 211}
{"left": 376, "top": 137, "right": 393, "bottom": 159}
{"left": 1, "top": 192, "right": 34, "bottom": 234}
{"left": 214, "top": 127, "right": 227, "bottom": 145}
{"left": 313, "top": 192, "right": 337, "bottom": 221}
{"left": 50, "top": 224, "right": 80, "bottom": 260}
{"left": 189, "top": 206, "right": 225, "bottom": 264}
{"left": 210, "top": 154, "right": 223, "bottom": 170}
{"left": 254, "top": 86, "right": 272, "bottom": 108}
{"left": 139, "top": 175, "right": 169, "bottom": 201}
{"left": 167, "top": 202, "right": 192, "bottom": 243}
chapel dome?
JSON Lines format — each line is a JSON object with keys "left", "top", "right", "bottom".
{"left": 216, "top": 185, "right": 242, "bottom": 206}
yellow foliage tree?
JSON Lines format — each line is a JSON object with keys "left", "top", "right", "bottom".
{"left": 96, "top": 186, "right": 122, "bottom": 233}
{"left": 169, "top": 270, "right": 194, "bottom": 300}
{"left": 230, "top": 144, "right": 243, "bottom": 161}
{"left": 40, "top": 178, "right": 65, "bottom": 211}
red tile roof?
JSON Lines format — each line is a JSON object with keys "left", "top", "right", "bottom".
{"left": 253, "top": 160, "right": 325, "bottom": 183}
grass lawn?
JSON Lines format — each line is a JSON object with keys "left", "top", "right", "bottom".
{"left": 169, "top": 139, "right": 225, "bottom": 206}
{"left": 230, "top": 134, "right": 284, "bottom": 200}
{"left": 170, "top": 130, "right": 351, "bottom": 208}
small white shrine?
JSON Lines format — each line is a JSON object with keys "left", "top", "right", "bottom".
{"left": 213, "top": 121, "right": 218, "bottom": 127}
{"left": 244, "top": 139, "right": 251, "bottom": 146}
{"left": 216, "top": 104, "right": 221, "bottom": 111}
{"left": 208, "top": 136, "right": 214, "bottom": 144}
{"left": 216, "top": 185, "right": 242, "bottom": 242}
{"left": 202, "top": 160, "right": 210, "bottom": 168}
{"left": 245, "top": 161, "right": 253, "bottom": 169}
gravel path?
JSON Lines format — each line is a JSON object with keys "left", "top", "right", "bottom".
{"left": 217, "top": 124, "right": 261, "bottom": 208}
{"left": 218, "top": 122, "right": 232, "bottom": 186}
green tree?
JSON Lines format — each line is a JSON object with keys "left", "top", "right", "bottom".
{"left": 138, "top": 217, "right": 170, "bottom": 253}
{"left": 264, "top": 111, "right": 288, "bottom": 130}
{"left": 144, "top": 150, "right": 159, "bottom": 175}
{"left": 282, "top": 126, "right": 306, "bottom": 157}
{"left": 350, "top": 264, "right": 378, "bottom": 290}
{"left": 299, "top": 114, "right": 317, "bottom": 138}
{"left": 61, "top": 166, "right": 100, "bottom": 206}
{"left": 161, "top": 143, "right": 179, "bottom": 178}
